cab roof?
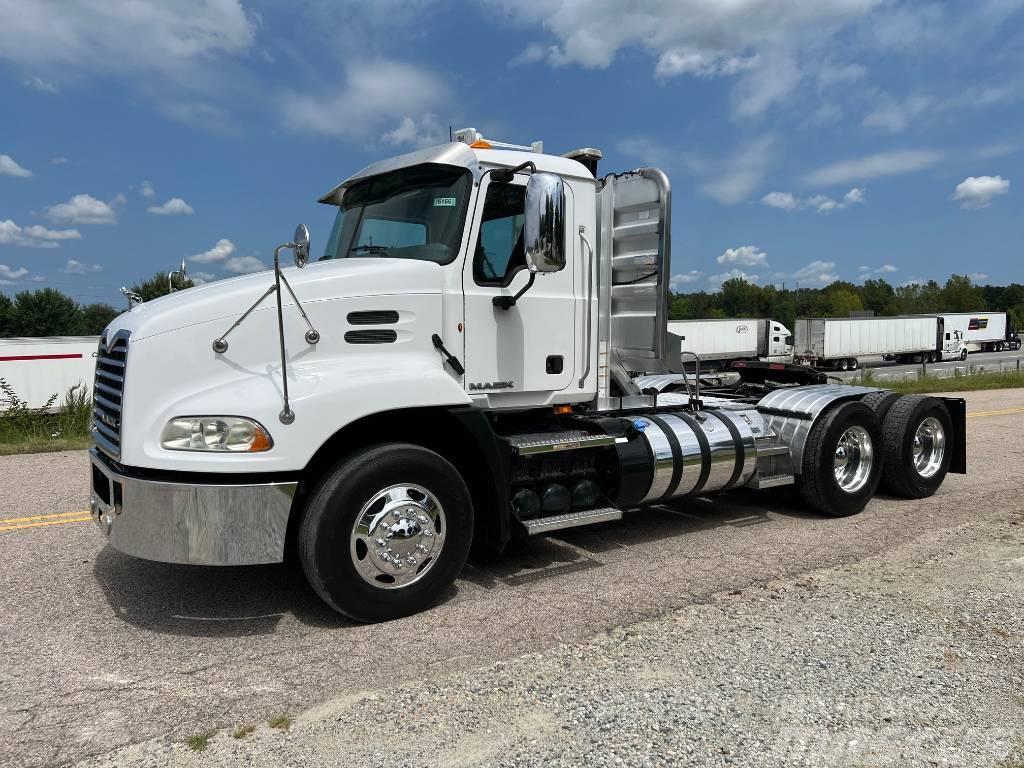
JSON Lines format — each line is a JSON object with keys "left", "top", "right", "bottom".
{"left": 317, "top": 142, "right": 595, "bottom": 205}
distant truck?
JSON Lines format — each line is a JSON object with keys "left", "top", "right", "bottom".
{"left": 667, "top": 318, "right": 792, "bottom": 368}
{"left": 935, "top": 312, "right": 1021, "bottom": 353}
{"left": 0, "top": 336, "right": 99, "bottom": 409}
{"left": 793, "top": 316, "right": 966, "bottom": 370}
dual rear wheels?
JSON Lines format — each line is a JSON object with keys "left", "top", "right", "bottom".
{"left": 796, "top": 394, "right": 952, "bottom": 516}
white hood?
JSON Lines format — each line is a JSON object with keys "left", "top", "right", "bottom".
{"left": 107, "top": 258, "right": 444, "bottom": 341}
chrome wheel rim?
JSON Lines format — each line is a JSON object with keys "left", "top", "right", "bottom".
{"left": 912, "top": 416, "right": 945, "bottom": 478}
{"left": 350, "top": 484, "right": 446, "bottom": 590}
{"left": 833, "top": 426, "right": 873, "bottom": 493}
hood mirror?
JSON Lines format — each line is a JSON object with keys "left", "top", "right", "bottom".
{"left": 293, "top": 224, "right": 311, "bottom": 268}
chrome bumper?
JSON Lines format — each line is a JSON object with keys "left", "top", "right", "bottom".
{"left": 89, "top": 448, "right": 297, "bottom": 566}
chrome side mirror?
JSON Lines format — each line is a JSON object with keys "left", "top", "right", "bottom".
{"left": 293, "top": 224, "right": 311, "bottom": 268}
{"left": 523, "top": 173, "right": 566, "bottom": 273}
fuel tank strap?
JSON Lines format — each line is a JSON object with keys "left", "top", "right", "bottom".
{"left": 671, "top": 411, "right": 711, "bottom": 495}
{"left": 708, "top": 411, "right": 746, "bottom": 490}
{"left": 644, "top": 415, "right": 683, "bottom": 500}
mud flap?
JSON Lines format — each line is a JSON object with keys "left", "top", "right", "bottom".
{"left": 940, "top": 396, "right": 967, "bottom": 474}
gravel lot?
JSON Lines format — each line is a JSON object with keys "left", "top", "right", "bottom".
{"left": 2, "top": 389, "right": 1023, "bottom": 767}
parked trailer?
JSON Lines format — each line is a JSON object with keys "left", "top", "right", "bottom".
{"left": 936, "top": 312, "right": 1021, "bottom": 353}
{"left": 88, "top": 130, "right": 966, "bottom": 623}
{"left": 793, "top": 316, "right": 965, "bottom": 370}
{"left": 667, "top": 318, "right": 792, "bottom": 368}
{"left": 0, "top": 336, "right": 98, "bottom": 408}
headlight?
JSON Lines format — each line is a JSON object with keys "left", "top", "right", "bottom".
{"left": 161, "top": 417, "right": 272, "bottom": 452}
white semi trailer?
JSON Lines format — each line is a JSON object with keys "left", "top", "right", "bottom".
{"left": 793, "top": 316, "right": 967, "bottom": 370}
{"left": 936, "top": 312, "right": 1021, "bottom": 353}
{"left": 0, "top": 336, "right": 99, "bottom": 408}
{"left": 667, "top": 318, "right": 792, "bottom": 367}
{"left": 88, "top": 130, "right": 967, "bottom": 622}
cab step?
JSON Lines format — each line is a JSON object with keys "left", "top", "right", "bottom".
{"left": 506, "top": 431, "right": 623, "bottom": 455}
{"left": 752, "top": 473, "right": 795, "bottom": 489}
{"left": 521, "top": 507, "right": 624, "bottom": 535}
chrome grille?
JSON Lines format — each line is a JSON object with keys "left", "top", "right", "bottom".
{"left": 93, "top": 331, "right": 129, "bottom": 459}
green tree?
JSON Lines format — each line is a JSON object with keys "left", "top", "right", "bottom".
{"left": 80, "top": 303, "right": 122, "bottom": 335}
{"left": 0, "top": 292, "right": 13, "bottom": 336}
{"left": 719, "top": 278, "right": 761, "bottom": 316}
{"left": 9, "top": 288, "right": 83, "bottom": 336}
{"left": 942, "top": 274, "right": 986, "bottom": 312}
{"left": 129, "top": 271, "right": 195, "bottom": 303}
{"left": 860, "top": 279, "right": 896, "bottom": 316}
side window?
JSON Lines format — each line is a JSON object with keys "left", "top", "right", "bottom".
{"left": 773, "top": 336, "right": 780, "bottom": 342}
{"left": 473, "top": 184, "right": 526, "bottom": 285}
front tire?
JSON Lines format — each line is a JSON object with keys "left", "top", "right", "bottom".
{"left": 298, "top": 443, "right": 474, "bottom": 622}
{"left": 880, "top": 396, "right": 952, "bottom": 499}
{"left": 796, "top": 401, "right": 883, "bottom": 517}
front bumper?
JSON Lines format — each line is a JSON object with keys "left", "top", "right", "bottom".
{"left": 89, "top": 448, "right": 297, "bottom": 565}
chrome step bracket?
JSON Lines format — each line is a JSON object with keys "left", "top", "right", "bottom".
{"left": 521, "top": 507, "right": 624, "bottom": 535}
{"left": 752, "top": 473, "right": 795, "bottom": 489}
{"left": 507, "top": 431, "right": 624, "bottom": 455}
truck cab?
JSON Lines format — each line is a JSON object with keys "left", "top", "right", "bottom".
{"left": 88, "top": 130, "right": 967, "bottom": 623}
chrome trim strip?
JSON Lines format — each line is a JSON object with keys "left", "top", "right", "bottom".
{"left": 88, "top": 449, "right": 296, "bottom": 566}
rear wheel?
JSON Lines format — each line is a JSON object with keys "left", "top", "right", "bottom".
{"left": 796, "top": 401, "right": 883, "bottom": 517}
{"left": 299, "top": 443, "right": 474, "bottom": 622}
{"left": 849, "top": 358, "right": 859, "bottom": 370}
{"left": 860, "top": 390, "right": 901, "bottom": 423}
{"left": 880, "top": 396, "right": 952, "bottom": 499}
{"left": 839, "top": 359, "right": 850, "bottom": 371}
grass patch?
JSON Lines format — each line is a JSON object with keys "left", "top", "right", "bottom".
{"left": 232, "top": 724, "right": 257, "bottom": 739}
{"left": 187, "top": 730, "right": 217, "bottom": 752}
{"left": 268, "top": 714, "right": 292, "bottom": 730}
{"left": 0, "top": 379, "right": 94, "bottom": 455}
{"left": 859, "top": 367, "right": 1024, "bottom": 395}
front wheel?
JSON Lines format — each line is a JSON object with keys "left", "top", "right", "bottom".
{"left": 796, "top": 401, "right": 883, "bottom": 517}
{"left": 960, "top": 349, "right": 968, "bottom": 361}
{"left": 298, "top": 443, "right": 474, "bottom": 622}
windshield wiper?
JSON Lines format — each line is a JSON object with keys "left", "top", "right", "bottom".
{"left": 349, "top": 244, "right": 391, "bottom": 255}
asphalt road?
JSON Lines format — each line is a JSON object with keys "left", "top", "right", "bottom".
{"left": 833, "top": 348, "right": 1024, "bottom": 383}
{"left": 2, "top": 389, "right": 1023, "bottom": 767}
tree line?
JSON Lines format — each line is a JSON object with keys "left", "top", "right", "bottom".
{"left": 1, "top": 271, "right": 1021, "bottom": 338}
{"left": 670, "top": 274, "right": 1024, "bottom": 331}
{"left": 0, "top": 272, "right": 193, "bottom": 337}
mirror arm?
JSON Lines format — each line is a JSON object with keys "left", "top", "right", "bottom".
{"left": 492, "top": 272, "right": 536, "bottom": 310}
{"left": 486, "top": 161, "right": 537, "bottom": 184}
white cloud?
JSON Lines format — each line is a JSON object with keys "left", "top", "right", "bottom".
{"left": 717, "top": 245, "right": 768, "bottom": 267}
{"left": 952, "top": 175, "right": 1009, "bottom": 209}
{"left": 139, "top": 180, "right": 156, "bottom": 198}
{"left": 802, "top": 149, "right": 944, "bottom": 186}
{"left": 0, "top": 154, "right": 32, "bottom": 178}
{"left": 23, "top": 76, "right": 57, "bottom": 92}
{"left": 281, "top": 60, "right": 449, "bottom": 144}
{"left": 969, "top": 272, "right": 988, "bottom": 282}
{"left": 0, "top": 219, "right": 82, "bottom": 248}
{"left": 709, "top": 268, "right": 760, "bottom": 286}
{"left": 670, "top": 271, "right": 704, "bottom": 289}
{"left": 223, "top": 255, "right": 266, "bottom": 274}
{"left": 762, "top": 188, "right": 865, "bottom": 213}
{"left": 62, "top": 259, "right": 102, "bottom": 274}
{"left": 45, "top": 193, "right": 118, "bottom": 225}
{"left": 761, "top": 191, "right": 798, "bottom": 210}
{"left": 790, "top": 260, "right": 839, "bottom": 286}
{"left": 862, "top": 94, "right": 932, "bottom": 133}
{"left": 702, "top": 136, "right": 773, "bottom": 205}
{"left": 189, "top": 238, "right": 236, "bottom": 263}
{"left": 50, "top": 156, "right": 68, "bottom": 165}
{"left": 0, "top": 264, "right": 29, "bottom": 280}
{"left": 858, "top": 263, "right": 898, "bottom": 280}
{"left": 189, "top": 270, "right": 217, "bottom": 285}
{"left": 617, "top": 136, "right": 676, "bottom": 169}
{"left": 381, "top": 114, "right": 446, "bottom": 149}
{"left": 973, "top": 142, "right": 1018, "bottom": 160}
{"left": 816, "top": 62, "right": 866, "bottom": 89}
{"left": 147, "top": 197, "right": 194, "bottom": 216}
{"left": 509, "top": 43, "right": 547, "bottom": 68}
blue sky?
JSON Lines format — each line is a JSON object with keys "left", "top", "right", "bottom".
{"left": 1, "top": 0, "right": 1021, "bottom": 304}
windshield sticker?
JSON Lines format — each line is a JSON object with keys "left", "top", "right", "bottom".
{"left": 433, "top": 197, "right": 457, "bottom": 207}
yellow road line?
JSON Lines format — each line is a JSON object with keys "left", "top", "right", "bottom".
{"left": 0, "top": 509, "right": 91, "bottom": 525}
{"left": 0, "top": 515, "right": 92, "bottom": 532}
{"left": 967, "top": 407, "right": 1024, "bottom": 418}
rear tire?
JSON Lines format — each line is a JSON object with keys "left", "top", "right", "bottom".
{"left": 796, "top": 401, "right": 883, "bottom": 517}
{"left": 880, "top": 396, "right": 952, "bottom": 499}
{"left": 839, "top": 359, "right": 850, "bottom": 371}
{"left": 849, "top": 358, "right": 859, "bottom": 370}
{"left": 860, "top": 390, "right": 901, "bottom": 423}
{"left": 298, "top": 443, "right": 474, "bottom": 622}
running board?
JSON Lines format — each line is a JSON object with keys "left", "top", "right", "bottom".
{"left": 753, "top": 473, "right": 795, "bottom": 489}
{"left": 507, "top": 431, "right": 624, "bottom": 455}
{"left": 521, "top": 507, "right": 624, "bottom": 535}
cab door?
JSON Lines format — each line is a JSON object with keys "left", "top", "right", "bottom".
{"left": 461, "top": 175, "right": 576, "bottom": 403}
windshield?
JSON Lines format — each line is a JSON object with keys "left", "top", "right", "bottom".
{"left": 322, "top": 165, "right": 472, "bottom": 264}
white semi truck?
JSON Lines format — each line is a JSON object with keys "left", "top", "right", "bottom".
{"left": 793, "top": 316, "right": 968, "bottom": 370}
{"left": 936, "top": 312, "right": 1021, "bottom": 353}
{"left": 667, "top": 318, "right": 793, "bottom": 368}
{"left": 88, "top": 131, "right": 966, "bottom": 622}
